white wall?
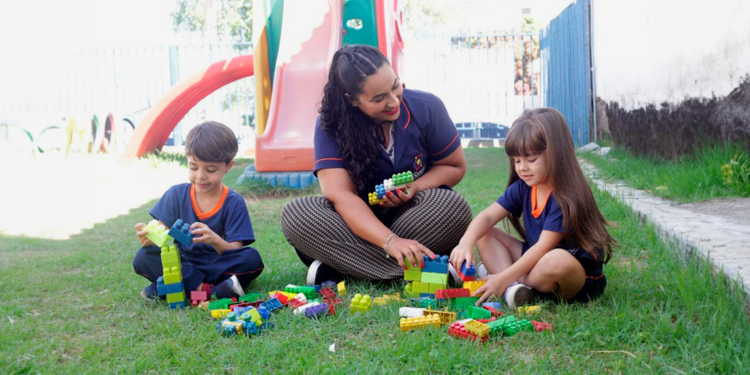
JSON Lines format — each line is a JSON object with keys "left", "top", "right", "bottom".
{"left": 593, "top": 0, "right": 750, "bottom": 108}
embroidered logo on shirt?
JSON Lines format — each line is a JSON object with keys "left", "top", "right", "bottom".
{"left": 413, "top": 153, "right": 425, "bottom": 179}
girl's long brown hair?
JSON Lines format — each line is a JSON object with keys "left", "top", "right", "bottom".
{"left": 504, "top": 108, "right": 616, "bottom": 263}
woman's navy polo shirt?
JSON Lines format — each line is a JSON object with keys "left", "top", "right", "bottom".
{"left": 313, "top": 89, "right": 460, "bottom": 220}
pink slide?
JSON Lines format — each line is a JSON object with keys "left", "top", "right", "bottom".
{"left": 124, "top": 55, "right": 254, "bottom": 160}
{"left": 254, "top": 1, "right": 342, "bottom": 172}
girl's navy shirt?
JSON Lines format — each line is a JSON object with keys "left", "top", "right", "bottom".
{"left": 313, "top": 89, "right": 460, "bottom": 220}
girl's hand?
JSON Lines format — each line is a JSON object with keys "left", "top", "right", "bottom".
{"left": 386, "top": 237, "right": 436, "bottom": 269}
{"left": 134, "top": 223, "right": 154, "bottom": 247}
{"left": 449, "top": 242, "right": 475, "bottom": 273}
{"left": 473, "top": 273, "right": 513, "bottom": 305}
{"left": 190, "top": 222, "right": 219, "bottom": 246}
{"left": 380, "top": 184, "right": 416, "bottom": 208}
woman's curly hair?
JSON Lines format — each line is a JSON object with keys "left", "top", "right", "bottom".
{"left": 318, "top": 45, "right": 390, "bottom": 193}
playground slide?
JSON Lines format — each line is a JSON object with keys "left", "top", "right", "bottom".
{"left": 254, "top": 0, "right": 342, "bottom": 172}
{"left": 123, "top": 55, "right": 254, "bottom": 160}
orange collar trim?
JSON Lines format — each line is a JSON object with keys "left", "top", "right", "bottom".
{"left": 531, "top": 185, "right": 553, "bottom": 219}
{"left": 190, "top": 184, "right": 229, "bottom": 221}
{"left": 401, "top": 101, "right": 412, "bottom": 130}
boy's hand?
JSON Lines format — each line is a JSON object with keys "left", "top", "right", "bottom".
{"left": 449, "top": 243, "right": 474, "bottom": 273}
{"left": 473, "top": 273, "right": 512, "bottom": 305}
{"left": 386, "top": 237, "right": 435, "bottom": 269}
{"left": 134, "top": 223, "right": 154, "bottom": 247}
{"left": 190, "top": 222, "right": 219, "bottom": 246}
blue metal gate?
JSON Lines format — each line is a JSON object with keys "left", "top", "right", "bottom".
{"left": 541, "top": 0, "right": 593, "bottom": 145}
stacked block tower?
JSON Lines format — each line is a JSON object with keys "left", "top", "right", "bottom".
{"left": 368, "top": 171, "right": 414, "bottom": 205}
{"left": 403, "top": 255, "right": 450, "bottom": 298}
{"left": 157, "top": 244, "right": 186, "bottom": 309}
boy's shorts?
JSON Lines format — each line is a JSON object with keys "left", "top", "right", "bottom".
{"left": 522, "top": 244, "right": 607, "bottom": 303}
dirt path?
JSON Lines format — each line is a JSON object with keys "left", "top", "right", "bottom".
{"left": 0, "top": 152, "right": 186, "bottom": 239}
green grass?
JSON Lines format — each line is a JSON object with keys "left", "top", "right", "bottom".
{"left": 579, "top": 143, "right": 750, "bottom": 203}
{"left": 1, "top": 148, "right": 749, "bottom": 373}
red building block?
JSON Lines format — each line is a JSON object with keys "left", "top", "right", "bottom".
{"left": 273, "top": 292, "right": 289, "bottom": 306}
{"left": 190, "top": 291, "right": 208, "bottom": 307}
{"left": 327, "top": 302, "right": 337, "bottom": 316}
{"left": 229, "top": 302, "right": 253, "bottom": 311}
{"left": 484, "top": 306, "right": 504, "bottom": 318}
{"left": 435, "top": 288, "right": 471, "bottom": 299}
{"left": 448, "top": 321, "right": 488, "bottom": 343}
{"left": 531, "top": 320, "right": 554, "bottom": 332}
{"left": 319, "top": 287, "right": 336, "bottom": 299}
{"left": 288, "top": 298, "right": 306, "bottom": 309}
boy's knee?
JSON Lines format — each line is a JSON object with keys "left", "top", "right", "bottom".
{"left": 237, "top": 246, "right": 265, "bottom": 269}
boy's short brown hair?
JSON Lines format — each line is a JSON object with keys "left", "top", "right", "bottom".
{"left": 185, "top": 121, "right": 238, "bottom": 164}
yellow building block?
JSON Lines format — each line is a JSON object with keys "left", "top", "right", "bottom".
{"left": 518, "top": 305, "right": 541, "bottom": 314}
{"left": 211, "top": 309, "right": 231, "bottom": 319}
{"left": 240, "top": 308, "right": 262, "bottom": 326}
{"left": 144, "top": 220, "right": 171, "bottom": 247}
{"left": 220, "top": 320, "right": 243, "bottom": 335}
{"left": 373, "top": 297, "right": 387, "bottom": 306}
{"left": 160, "top": 245, "right": 180, "bottom": 269}
{"left": 463, "top": 280, "right": 486, "bottom": 296}
{"left": 423, "top": 307, "right": 457, "bottom": 325}
{"left": 350, "top": 294, "right": 372, "bottom": 314}
{"left": 163, "top": 266, "right": 182, "bottom": 285}
{"left": 337, "top": 281, "right": 347, "bottom": 296}
{"left": 166, "top": 291, "right": 185, "bottom": 303}
{"left": 465, "top": 320, "right": 490, "bottom": 337}
{"left": 400, "top": 314, "right": 441, "bottom": 332}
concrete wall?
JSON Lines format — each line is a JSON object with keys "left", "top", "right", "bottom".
{"left": 592, "top": 0, "right": 750, "bottom": 108}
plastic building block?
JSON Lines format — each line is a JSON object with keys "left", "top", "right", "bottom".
{"left": 467, "top": 305, "right": 492, "bottom": 320}
{"left": 337, "top": 281, "right": 347, "bottom": 296}
{"left": 229, "top": 302, "right": 253, "bottom": 311}
{"left": 156, "top": 276, "right": 183, "bottom": 295}
{"left": 373, "top": 297, "right": 387, "bottom": 306}
{"left": 420, "top": 272, "right": 448, "bottom": 285}
{"left": 238, "top": 293, "right": 262, "bottom": 304}
{"left": 168, "top": 301, "right": 186, "bottom": 309}
{"left": 350, "top": 294, "right": 372, "bottom": 314}
{"left": 423, "top": 307, "right": 457, "bottom": 325}
{"left": 489, "top": 315, "right": 526, "bottom": 337}
{"left": 422, "top": 255, "right": 449, "bottom": 274}
{"left": 517, "top": 305, "right": 541, "bottom": 314}
{"left": 160, "top": 245, "right": 180, "bottom": 268}
{"left": 435, "top": 288, "right": 471, "bottom": 299}
{"left": 162, "top": 265, "right": 182, "bottom": 285}
{"left": 447, "top": 320, "right": 489, "bottom": 343}
{"left": 383, "top": 293, "right": 403, "bottom": 303}
{"left": 368, "top": 192, "right": 386, "bottom": 205}
{"left": 482, "top": 302, "right": 503, "bottom": 310}
{"left": 404, "top": 257, "right": 422, "bottom": 271}
{"left": 219, "top": 320, "right": 244, "bottom": 336}
{"left": 399, "top": 307, "right": 426, "bottom": 318}
{"left": 464, "top": 320, "right": 490, "bottom": 337}
{"left": 166, "top": 291, "right": 186, "bottom": 303}
{"left": 168, "top": 219, "right": 194, "bottom": 247}
{"left": 288, "top": 294, "right": 308, "bottom": 309}
{"left": 419, "top": 298, "right": 437, "bottom": 309}
{"left": 272, "top": 292, "right": 289, "bottom": 306}
{"left": 403, "top": 284, "right": 420, "bottom": 298}
{"left": 400, "top": 314, "right": 440, "bottom": 332}
{"left": 463, "top": 280, "right": 486, "bottom": 296}
{"left": 305, "top": 303, "right": 329, "bottom": 318}
{"left": 457, "top": 262, "right": 477, "bottom": 281}
{"left": 239, "top": 307, "right": 262, "bottom": 327}
{"left": 209, "top": 298, "right": 234, "bottom": 311}
{"left": 410, "top": 281, "right": 430, "bottom": 294}
{"left": 190, "top": 290, "right": 208, "bottom": 306}
{"left": 531, "top": 320, "right": 554, "bottom": 332}
{"left": 484, "top": 306, "right": 504, "bottom": 318}
{"left": 294, "top": 301, "right": 321, "bottom": 315}
{"left": 144, "top": 220, "right": 172, "bottom": 247}
{"left": 211, "top": 309, "right": 231, "bottom": 319}
{"left": 285, "top": 285, "right": 318, "bottom": 300}
{"left": 256, "top": 307, "right": 270, "bottom": 320}
{"left": 451, "top": 297, "right": 480, "bottom": 311}
{"left": 404, "top": 269, "right": 422, "bottom": 281}
{"left": 259, "top": 298, "right": 282, "bottom": 312}
{"left": 319, "top": 287, "right": 336, "bottom": 299}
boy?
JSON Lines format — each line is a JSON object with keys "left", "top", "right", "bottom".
{"left": 133, "top": 121, "right": 264, "bottom": 300}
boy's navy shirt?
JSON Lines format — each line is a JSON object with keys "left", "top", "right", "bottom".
{"left": 150, "top": 183, "right": 255, "bottom": 254}
{"left": 313, "top": 89, "right": 460, "bottom": 220}
{"left": 496, "top": 179, "right": 600, "bottom": 265}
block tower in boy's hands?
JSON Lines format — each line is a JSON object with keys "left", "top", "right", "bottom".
{"left": 157, "top": 244, "right": 186, "bottom": 309}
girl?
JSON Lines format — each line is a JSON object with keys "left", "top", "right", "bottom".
{"left": 449, "top": 108, "right": 616, "bottom": 307}
{"left": 281, "top": 45, "right": 472, "bottom": 284}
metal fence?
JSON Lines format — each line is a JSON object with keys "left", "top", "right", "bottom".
{"left": 541, "top": 0, "right": 593, "bottom": 145}
{"left": 406, "top": 29, "right": 543, "bottom": 137}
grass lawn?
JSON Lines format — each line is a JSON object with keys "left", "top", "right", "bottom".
{"left": 1, "top": 148, "right": 749, "bottom": 373}
{"left": 579, "top": 143, "right": 750, "bottom": 203}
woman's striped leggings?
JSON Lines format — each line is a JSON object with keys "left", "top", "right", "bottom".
{"left": 280, "top": 188, "right": 472, "bottom": 281}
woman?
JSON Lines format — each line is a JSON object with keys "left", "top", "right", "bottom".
{"left": 281, "top": 45, "right": 472, "bottom": 284}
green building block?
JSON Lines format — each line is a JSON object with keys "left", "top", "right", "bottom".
{"left": 405, "top": 257, "right": 421, "bottom": 271}
{"left": 285, "top": 285, "right": 317, "bottom": 300}
{"left": 404, "top": 269, "right": 422, "bottom": 281}
{"left": 240, "top": 293, "right": 263, "bottom": 303}
{"left": 166, "top": 291, "right": 185, "bottom": 303}
{"left": 160, "top": 245, "right": 180, "bottom": 268}
{"left": 451, "top": 297, "right": 480, "bottom": 311}
{"left": 419, "top": 298, "right": 437, "bottom": 309}
{"left": 404, "top": 283, "right": 420, "bottom": 298}
{"left": 144, "top": 220, "right": 171, "bottom": 247}
{"left": 420, "top": 272, "right": 448, "bottom": 285}
{"left": 412, "top": 281, "right": 430, "bottom": 294}
{"left": 163, "top": 266, "right": 182, "bottom": 285}
{"left": 209, "top": 298, "right": 234, "bottom": 311}
{"left": 428, "top": 283, "right": 445, "bottom": 293}
{"left": 392, "top": 171, "right": 414, "bottom": 186}
{"left": 467, "top": 305, "right": 492, "bottom": 320}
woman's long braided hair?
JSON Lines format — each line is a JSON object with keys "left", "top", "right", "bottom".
{"left": 318, "top": 45, "right": 391, "bottom": 193}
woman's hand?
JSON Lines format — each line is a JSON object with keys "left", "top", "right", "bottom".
{"left": 134, "top": 223, "right": 155, "bottom": 247}
{"left": 386, "top": 236, "right": 436, "bottom": 269}
{"left": 379, "top": 184, "right": 417, "bottom": 208}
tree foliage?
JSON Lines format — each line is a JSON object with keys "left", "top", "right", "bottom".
{"left": 172, "top": 0, "right": 253, "bottom": 42}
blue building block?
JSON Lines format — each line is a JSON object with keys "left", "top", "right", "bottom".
{"left": 156, "top": 276, "right": 184, "bottom": 295}
{"left": 419, "top": 293, "right": 435, "bottom": 298}
{"left": 422, "top": 255, "right": 449, "bottom": 274}
{"left": 305, "top": 303, "right": 329, "bottom": 318}
{"left": 238, "top": 164, "right": 318, "bottom": 189}
{"left": 259, "top": 298, "right": 282, "bottom": 312}
{"left": 243, "top": 321, "right": 259, "bottom": 336}
{"left": 168, "top": 301, "right": 186, "bottom": 309}
{"left": 460, "top": 262, "right": 477, "bottom": 278}
{"left": 168, "top": 219, "right": 194, "bottom": 247}
{"left": 257, "top": 307, "right": 270, "bottom": 320}
{"left": 483, "top": 302, "right": 504, "bottom": 310}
